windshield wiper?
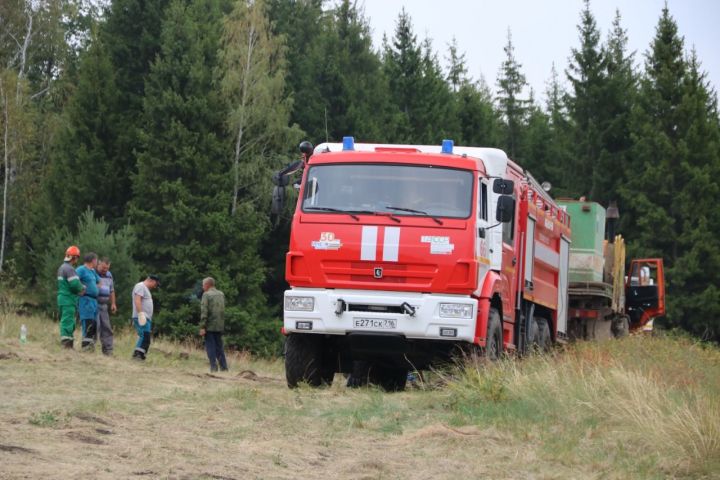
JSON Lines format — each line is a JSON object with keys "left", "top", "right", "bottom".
{"left": 373, "top": 210, "right": 401, "bottom": 223}
{"left": 385, "top": 206, "right": 443, "bottom": 225}
{"left": 304, "top": 206, "right": 359, "bottom": 221}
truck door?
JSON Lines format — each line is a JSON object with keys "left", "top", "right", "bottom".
{"left": 476, "top": 178, "right": 492, "bottom": 287}
{"left": 500, "top": 189, "right": 517, "bottom": 323}
{"left": 625, "top": 258, "right": 665, "bottom": 329}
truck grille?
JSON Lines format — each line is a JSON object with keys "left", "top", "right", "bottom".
{"left": 347, "top": 304, "right": 405, "bottom": 314}
{"left": 321, "top": 260, "right": 437, "bottom": 287}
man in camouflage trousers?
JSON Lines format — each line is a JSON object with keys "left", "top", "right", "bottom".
{"left": 199, "top": 277, "right": 227, "bottom": 372}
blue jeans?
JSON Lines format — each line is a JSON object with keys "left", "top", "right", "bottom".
{"left": 205, "top": 332, "right": 228, "bottom": 371}
{"left": 133, "top": 317, "right": 152, "bottom": 355}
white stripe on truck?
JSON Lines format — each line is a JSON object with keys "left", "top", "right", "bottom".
{"left": 361, "top": 226, "right": 378, "bottom": 261}
{"left": 382, "top": 227, "right": 400, "bottom": 262}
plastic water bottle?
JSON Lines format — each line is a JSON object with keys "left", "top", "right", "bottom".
{"left": 20, "top": 324, "right": 27, "bottom": 344}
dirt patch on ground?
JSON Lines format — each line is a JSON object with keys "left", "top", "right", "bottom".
{"left": 66, "top": 431, "right": 106, "bottom": 445}
{"left": 0, "top": 443, "right": 37, "bottom": 454}
{"left": 73, "top": 412, "right": 113, "bottom": 426}
{"left": 0, "top": 351, "right": 19, "bottom": 360}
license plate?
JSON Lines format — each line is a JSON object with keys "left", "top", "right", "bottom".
{"left": 353, "top": 318, "right": 397, "bottom": 329}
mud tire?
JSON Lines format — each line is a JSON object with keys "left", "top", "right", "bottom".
{"left": 485, "top": 308, "right": 503, "bottom": 361}
{"left": 537, "top": 317, "right": 552, "bottom": 352}
{"left": 285, "top": 334, "right": 323, "bottom": 388}
{"left": 369, "top": 366, "right": 408, "bottom": 392}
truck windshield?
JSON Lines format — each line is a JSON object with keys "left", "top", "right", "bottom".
{"left": 302, "top": 163, "right": 473, "bottom": 219}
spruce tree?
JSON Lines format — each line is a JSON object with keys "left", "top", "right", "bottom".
{"left": 383, "top": 10, "right": 454, "bottom": 144}
{"left": 130, "top": 0, "right": 269, "bottom": 350}
{"left": 45, "top": 36, "right": 121, "bottom": 227}
{"left": 309, "top": 0, "right": 392, "bottom": 142}
{"left": 591, "top": 10, "right": 636, "bottom": 205}
{"left": 446, "top": 37, "right": 468, "bottom": 93}
{"left": 382, "top": 9, "right": 423, "bottom": 142}
{"left": 565, "top": 0, "right": 606, "bottom": 197}
{"left": 454, "top": 76, "right": 501, "bottom": 147}
{"left": 97, "top": 0, "right": 169, "bottom": 225}
{"left": 496, "top": 29, "right": 528, "bottom": 159}
{"left": 624, "top": 6, "right": 720, "bottom": 340}
{"left": 265, "top": 0, "right": 326, "bottom": 141}
{"left": 541, "top": 64, "right": 575, "bottom": 197}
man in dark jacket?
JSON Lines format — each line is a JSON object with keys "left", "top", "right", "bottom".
{"left": 199, "top": 277, "right": 227, "bottom": 372}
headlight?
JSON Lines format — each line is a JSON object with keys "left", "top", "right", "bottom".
{"left": 285, "top": 296, "right": 314, "bottom": 312}
{"left": 439, "top": 303, "right": 473, "bottom": 319}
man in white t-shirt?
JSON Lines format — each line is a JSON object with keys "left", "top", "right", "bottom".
{"left": 131, "top": 275, "right": 160, "bottom": 361}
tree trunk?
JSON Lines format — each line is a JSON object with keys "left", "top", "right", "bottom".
{"left": 16, "top": 12, "right": 33, "bottom": 105}
{"left": 0, "top": 79, "right": 9, "bottom": 273}
{"left": 231, "top": 23, "right": 256, "bottom": 216}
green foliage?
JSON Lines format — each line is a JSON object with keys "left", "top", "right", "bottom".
{"left": 4, "top": 0, "right": 720, "bottom": 345}
{"left": 45, "top": 35, "right": 122, "bottom": 230}
{"left": 382, "top": 9, "right": 455, "bottom": 144}
{"left": 622, "top": 7, "right": 720, "bottom": 340}
{"left": 130, "top": 0, "right": 277, "bottom": 355}
{"left": 39, "top": 210, "right": 140, "bottom": 320}
{"left": 29, "top": 409, "right": 65, "bottom": 428}
{"left": 496, "top": 29, "right": 529, "bottom": 159}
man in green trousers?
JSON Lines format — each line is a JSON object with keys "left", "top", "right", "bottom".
{"left": 57, "top": 245, "right": 85, "bottom": 348}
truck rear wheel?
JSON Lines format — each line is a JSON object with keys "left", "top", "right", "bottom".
{"left": 285, "top": 333, "right": 324, "bottom": 388}
{"left": 612, "top": 315, "right": 630, "bottom": 338}
{"left": 369, "top": 366, "right": 408, "bottom": 392}
{"left": 537, "top": 318, "right": 551, "bottom": 352}
{"left": 528, "top": 316, "right": 540, "bottom": 351}
{"left": 485, "top": 308, "right": 503, "bottom": 361}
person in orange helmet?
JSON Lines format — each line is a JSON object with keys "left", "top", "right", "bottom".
{"left": 57, "top": 245, "right": 85, "bottom": 348}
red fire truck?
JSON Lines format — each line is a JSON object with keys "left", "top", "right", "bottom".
{"left": 273, "top": 138, "right": 571, "bottom": 390}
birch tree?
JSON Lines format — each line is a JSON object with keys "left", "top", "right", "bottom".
{"left": 218, "top": 0, "right": 297, "bottom": 215}
{"left": 0, "top": 1, "right": 33, "bottom": 274}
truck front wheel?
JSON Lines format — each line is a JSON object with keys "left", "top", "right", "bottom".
{"left": 285, "top": 333, "right": 324, "bottom": 388}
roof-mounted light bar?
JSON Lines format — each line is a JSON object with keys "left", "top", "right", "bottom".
{"left": 441, "top": 139, "right": 454, "bottom": 154}
{"left": 342, "top": 136, "right": 355, "bottom": 151}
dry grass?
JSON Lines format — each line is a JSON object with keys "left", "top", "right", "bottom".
{"left": 1, "top": 302, "right": 719, "bottom": 479}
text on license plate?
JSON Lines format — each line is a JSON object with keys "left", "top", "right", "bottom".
{"left": 353, "top": 318, "right": 397, "bottom": 329}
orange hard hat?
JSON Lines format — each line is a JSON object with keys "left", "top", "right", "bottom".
{"left": 65, "top": 245, "right": 80, "bottom": 257}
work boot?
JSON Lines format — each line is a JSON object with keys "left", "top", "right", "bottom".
{"left": 132, "top": 350, "right": 145, "bottom": 361}
{"left": 61, "top": 338, "right": 74, "bottom": 349}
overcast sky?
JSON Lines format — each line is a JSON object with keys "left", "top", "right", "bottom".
{"left": 359, "top": 0, "right": 720, "bottom": 103}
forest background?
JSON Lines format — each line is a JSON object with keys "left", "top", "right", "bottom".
{"left": 1, "top": 0, "right": 718, "bottom": 353}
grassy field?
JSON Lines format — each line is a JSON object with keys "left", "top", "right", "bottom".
{"left": 1, "top": 296, "right": 719, "bottom": 479}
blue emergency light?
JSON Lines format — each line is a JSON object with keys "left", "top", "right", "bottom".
{"left": 342, "top": 136, "right": 355, "bottom": 151}
{"left": 441, "top": 139, "right": 454, "bottom": 154}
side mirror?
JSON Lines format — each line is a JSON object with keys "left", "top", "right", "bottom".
{"left": 496, "top": 195, "right": 515, "bottom": 223}
{"left": 271, "top": 185, "right": 286, "bottom": 215}
{"left": 493, "top": 178, "right": 514, "bottom": 195}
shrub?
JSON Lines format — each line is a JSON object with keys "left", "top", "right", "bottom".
{"left": 39, "top": 209, "right": 140, "bottom": 322}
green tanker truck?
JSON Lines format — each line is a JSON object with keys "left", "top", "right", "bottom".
{"left": 558, "top": 199, "right": 666, "bottom": 340}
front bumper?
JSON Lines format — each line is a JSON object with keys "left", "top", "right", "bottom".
{"left": 283, "top": 288, "right": 477, "bottom": 343}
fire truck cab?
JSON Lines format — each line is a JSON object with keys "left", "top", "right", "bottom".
{"left": 279, "top": 138, "right": 571, "bottom": 390}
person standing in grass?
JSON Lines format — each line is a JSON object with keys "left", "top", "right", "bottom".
{"left": 96, "top": 258, "right": 117, "bottom": 356}
{"left": 76, "top": 253, "right": 101, "bottom": 351}
{"left": 57, "top": 245, "right": 84, "bottom": 349}
{"left": 131, "top": 275, "right": 159, "bottom": 361}
{"left": 199, "top": 277, "right": 228, "bottom": 372}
